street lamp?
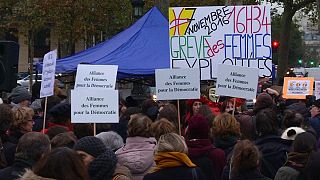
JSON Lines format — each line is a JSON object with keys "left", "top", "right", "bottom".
{"left": 131, "top": 0, "right": 145, "bottom": 19}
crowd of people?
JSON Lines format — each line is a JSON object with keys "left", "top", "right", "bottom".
{"left": 0, "top": 84, "right": 320, "bottom": 180}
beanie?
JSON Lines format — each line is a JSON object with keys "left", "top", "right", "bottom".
{"left": 49, "top": 102, "right": 71, "bottom": 119}
{"left": 187, "top": 115, "right": 210, "bottom": 139}
{"left": 88, "top": 148, "right": 117, "bottom": 180}
{"left": 281, "top": 127, "right": 306, "bottom": 141}
{"left": 9, "top": 86, "right": 32, "bottom": 104}
{"left": 73, "top": 136, "right": 106, "bottom": 158}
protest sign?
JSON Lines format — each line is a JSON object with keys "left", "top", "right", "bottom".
{"left": 315, "top": 81, "right": 320, "bottom": 100}
{"left": 40, "top": 50, "right": 57, "bottom": 98}
{"left": 156, "top": 68, "right": 200, "bottom": 100}
{"left": 282, "top": 77, "right": 314, "bottom": 99}
{"left": 71, "top": 89, "right": 119, "bottom": 123}
{"left": 216, "top": 64, "right": 259, "bottom": 99}
{"left": 75, "top": 65, "right": 118, "bottom": 90}
{"left": 169, "top": 5, "right": 272, "bottom": 80}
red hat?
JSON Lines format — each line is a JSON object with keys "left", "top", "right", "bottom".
{"left": 187, "top": 115, "right": 210, "bottom": 139}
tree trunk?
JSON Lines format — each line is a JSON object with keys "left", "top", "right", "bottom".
{"left": 276, "top": 9, "right": 294, "bottom": 85}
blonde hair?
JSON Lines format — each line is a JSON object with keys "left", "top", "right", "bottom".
{"left": 155, "top": 133, "right": 188, "bottom": 154}
{"left": 12, "top": 107, "right": 34, "bottom": 129}
{"left": 127, "top": 114, "right": 153, "bottom": 137}
{"left": 212, "top": 113, "right": 240, "bottom": 137}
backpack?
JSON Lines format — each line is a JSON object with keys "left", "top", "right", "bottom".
{"left": 190, "top": 151, "right": 215, "bottom": 180}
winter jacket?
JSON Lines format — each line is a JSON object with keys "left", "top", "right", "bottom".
{"left": 187, "top": 139, "right": 226, "bottom": 180}
{"left": 214, "top": 136, "right": 238, "bottom": 158}
{"left": 255, "top": 135, "right": 291, "bottom": 179}
{"left": 113, "top": 163, "right": 133, "bottom": 180}
{"left": 0, "top": 158, "right": 33, "bottom": 180}
{"left": 18, "top": 169, "right": 56, "bottom": 180}
{"left": 309, "top": 114, "right": 320, "bottom": 139}
{"left": 115, "top": 137, "right": 156, "bottom": 180}
{"left": 143, "top": 166, "right": 205, "bottom": 180}
{"left": 231, "top": 170, "right": 272, "bottom": 180}
{"left": 274, "top": 166, "right": 302, "bottom": 180}
{"left": 3, "top": 129, "right": 25, "bottom": 166}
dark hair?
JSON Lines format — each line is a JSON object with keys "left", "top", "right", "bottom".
{"left": 157, "top": 104, "right": 178, "bottom": 130}
{"left": 16, "top": 132, "right": 50, "bottom": 161}
{"left": 0, "top": 104, "right": 13, "bottom": 135}
{"left": 73, "top": 123, "right": 94, "bottom": 139}
{"left": 293, "top": 132, "right": 317, "bottom": 153}
{"left": 220, "top": 99, "right": 234, "bottom": 113}
{"left": 47, "top": 126, "right": 68, "bottom": 140}
{"left": 120, "top": 107, "right": 141, "bottom": 122}
{"left": 231, "top": 140, "right": 260, "bottom": 177}
{"left": 198, "top": 105, "right": 215, "bottom": 125}
{"left": 256, "top": 108, "right": 279, "bottom": 136}
{"left": 34, "top": 147, "right": 89, "bottom": 180}
{"left": 51, "top": 132, "right": 77, "bottom": 149}
{"left": 283, "top": 110, "right": 303, "bottom": 128}
{"left": 253, "top": 93, "right": 275, "bottom": 114}
{"left": 48, "top": 102, "right": 71, "bottom": 124}
{"left": 151, "top": 119, "right": 177, "bottom": 141}
{"left": 41, "top": 95, "right": 61, "bottom": 113}
{"left": 127, "top": 114, "right": 152, "bottom": 137}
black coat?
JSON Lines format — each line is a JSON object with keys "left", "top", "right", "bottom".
{"left": 0, "top": 158, "right": 33, "bottom": 180}
{"left": 3, "top": 129, "right": 25, "bottom": 166}
{"left": 232, "top": 170, "right": 272, "bottom": 180}
{"left": 143, "top": 166, "right": 205, "bottom": 180}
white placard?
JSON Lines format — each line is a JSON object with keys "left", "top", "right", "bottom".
{"left": 216, "top": 64, "right": 259, "bottom": 99}
{"left": 156, "top": 68, "right": 200, "bottom": 100}
{"left": 169, "top": 5, "right": 272, "bottom": 80}
{"left": 40, "top": 50, "right": 57, "bottom": 98}
{"left": 315, "top": 81, "right": 320, "bottom": 100}
{"left": 75, "top": 65, "right": 118, "bottom": 90}
{"left": 71, "top": 89, "right": 119, "bottom": 123}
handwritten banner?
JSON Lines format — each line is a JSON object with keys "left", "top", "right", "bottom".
{"left": 40, "top": 50, "right": 57, "bottom": 98}
{"left": 282, "top": 77, "right": 314, "bottom": 99}
{"left": 216, "top": 64, "right": 259, "bottom": 99}
{"left": 169, "top": 5, "right": 272, "bottom": 80}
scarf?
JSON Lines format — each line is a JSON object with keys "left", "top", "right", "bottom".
{"left": 152, "top": 152, "right": 196, "bottom": 172}
{"left": 285, "top": 152, "right": 311, "bottom": 170}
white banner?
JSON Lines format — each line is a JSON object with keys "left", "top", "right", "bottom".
{"left": 75, "top": 65, "right": 118, "bottom": 90}
{"left": 156, "top": 68, "right": 200, "bottom": 100}
{"left": 40, "top": 50, "right": 57, "bottom": 98}
{"left": 315, "top": 81, "right": 320, "bottom": 100}
{"left": 216, "top": 64, "right": 259, "bottom": 99}
{"left": 71, "top": 89, "right": 119, "bottom": 123}
{"left": 169, "top": 5, "right": 272, "bottom": 80}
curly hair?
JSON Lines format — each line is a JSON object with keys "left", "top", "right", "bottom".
{"left": 12, "top": 107, "right": 34, "bottom": 129}
{"left": 0, "top": 104, "right": 14, "bottom": 134}
{"left": 212, "top": 113, "right": 240, "bottom": 138}
{"left": 127, "top": 114, "right": 153, "bottom": 138}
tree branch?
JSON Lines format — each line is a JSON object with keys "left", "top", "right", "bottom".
{"left": 293, "top": 0, "right": 316, "bottom": 12}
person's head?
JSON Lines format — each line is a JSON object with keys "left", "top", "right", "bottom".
{"left": 48, "top": 102, "right": 71, "bottom": 124}
{"left": 255, "top": 108, "right": 279, "bottom": 136}
{"left": 41, "top": 95, "right": 61, "bottom": 116}
{"left": 33, "top": 147, "right": 89, "bottom": 180}
{"left": 231, "top": 140, "right": 260, "bottom": 177}
{"left": 198, "top": 105, "right": 215, "bottom": 124}
{"left": 96, "top": 131, "right": 124, "bottom": 151}
{"left": 88, "top": 147, "right": 117, "bottom": 180}
{"left": 310, "top": 99, "right": 320, "bottom": 118}
{"left": 0, "top": 104, "right": 13, "bottom": 134}
{"left": 155, "top": 133, "right": 188, "bottom": 154}
{"left": 73, "top": 136, "right": 106, "bottom": 167}
{"left": 12, "top": 107, "right": 34, "bottom": 132}
{"left": 9, "top": 86, "right": 32, "bottom": 106}
{"left": 120, "top": 107, "right": 141, "bottom": 121}
{"left": 253, "top": 93, "right": 274, "bottom": 114}
{"left": 282, "top": 110, "right": 304, "bottom": 128}
{"left": 157, "top": 104, "right": 178, "bottom": 128}
{"left": 119, "top": 98, "right": 127, "bottom": 117}
{"left": 212, "top": 113, "right": 240, "bottom": 138}
{"left": 15, "top": 132, "right": 50, "bottom": 162}
{"left": 127, "top": 114, "right": 153, "bottom": 138}
{"left": 151, "top": 118, "right": 177, "bottom": 141}
{"left": 51, "top": 132, "right": 77, "bottom": 149}
{"left": 187, "top": 115, "right": 210, "bottom": 139}
{"left": 293, "top": 132, "right": 317, "bottom": 153}
{"left": 186, "top": 98, "right": 205, "bottom": 116}
{"left": 141, "top": 99, "right": 159, "bottom": 121}
{"left": 73, "top": 123, "right": 94, "bottom": 139}
{"left": 47, "top": 125, "right": 68, "bottom": 140}
{"left": 221, "top": 99, "right": 234, "bottom": 113}
{"left": 125, "top": 96, "right": 138, "bottom": 107}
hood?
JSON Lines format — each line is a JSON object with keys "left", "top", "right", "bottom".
{"left": 186, "top": 139, "right": 213, "bottom": 158}
{"left": 115, "top": 137, "right": 156, "bottom": 174}
{"left": 19, "top": 169, "right": 56, "bottom": 180}
{"left": 214, "top": 136, "right": 237, "bottom": 150}
{"left": 255, "top": 135, "right": 291, "bottom": 154}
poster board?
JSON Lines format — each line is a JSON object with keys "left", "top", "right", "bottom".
{"left": 216, "top": 64, "right": 259, "bottom": 99}
{"left": 156, "top": 68, "right": 200, "bottom": 100}
{"left": 169, "top": 5, "right": 272, "bottom": 80}
{"left": 282, "top": 77, "right": 314, "bottom": 99}
{"left": 315, "top": 81, "right": 320, "bottom": 100}
{"left": 40, "top": 50, "right": 57, "bottom": 98}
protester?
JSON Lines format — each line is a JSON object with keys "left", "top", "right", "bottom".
{"left": 119, "top": 98, "right": 128, "bottom": 118}
{"left": 255, "top": 108, "right": 291, "bottom": 179}
{"left": 73, "top": 123, "right": 94, "bottom": 139}
{"left": 151, "top": 118, "right": 177, "bottom": 141}
{"left": 51, "top": 132, "right": 77, "bottom": 149}
{"left": 186, "top": 115, "right": 226, "bottom": 180}
{"left": 183, "top": 97, "right": 206, "bottom": 127}
{"left": 275, "top": 132, "right": 317, "bottom": 180}
{"left": 96, "top": 131, "right": 124, "bottom": 151}
{"left": 116, "top": 114, "right": 156, "bottom": 180}
{"left": 141, "top": 99, "right": 159, "bottom": 121}
{"left": 143, "top": 133, "right": 205, "bottom": 180}
{"left": 46, "top": 125, "right": 68, "bottom": 140}
{"left": 8, "top": 86, "right": 32, "bottom": 108}
{"left": 229, "top": 140, "right": 271, "bottom": 180}
{"left": 0, "top": 132, "right": 50, "bottom": 180}
{"left": 0, "top": 104, "right": 14, "bottom": 168}
{"left": 157, "top": 103, "right": 179, "bottom": 131}
{"left": 309, "top": 99, "right": 320, "bottom": 138}
{"left": 21, "top": 147, "right": 89, "bottom": 180}
{"left": 44, "top": 102, "right": 72, "bottom": 133}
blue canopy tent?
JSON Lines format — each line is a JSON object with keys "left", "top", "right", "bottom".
{"left": 38, "top": 7, "right": 169, "bottom": 78}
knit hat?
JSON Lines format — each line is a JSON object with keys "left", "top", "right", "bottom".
{"left": 9, "top": 86, "right": 32, "bottom": 104}
{"left": 30, "top": 99, "right": 42, "bottom": 111}
{"left": 281, "top": 127, "right": 306, "bottom": 140}
{"left": 49, "top": 102, "right": 71, "bottom": 119}
{"left": 187, "top": 115, "right": 210, "bottom": 139}
{"left": 73, "top": 136, "right": 106, "bottom": 158}
{"left": 88, "top": 148, "right": 117, "bottom": 180}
